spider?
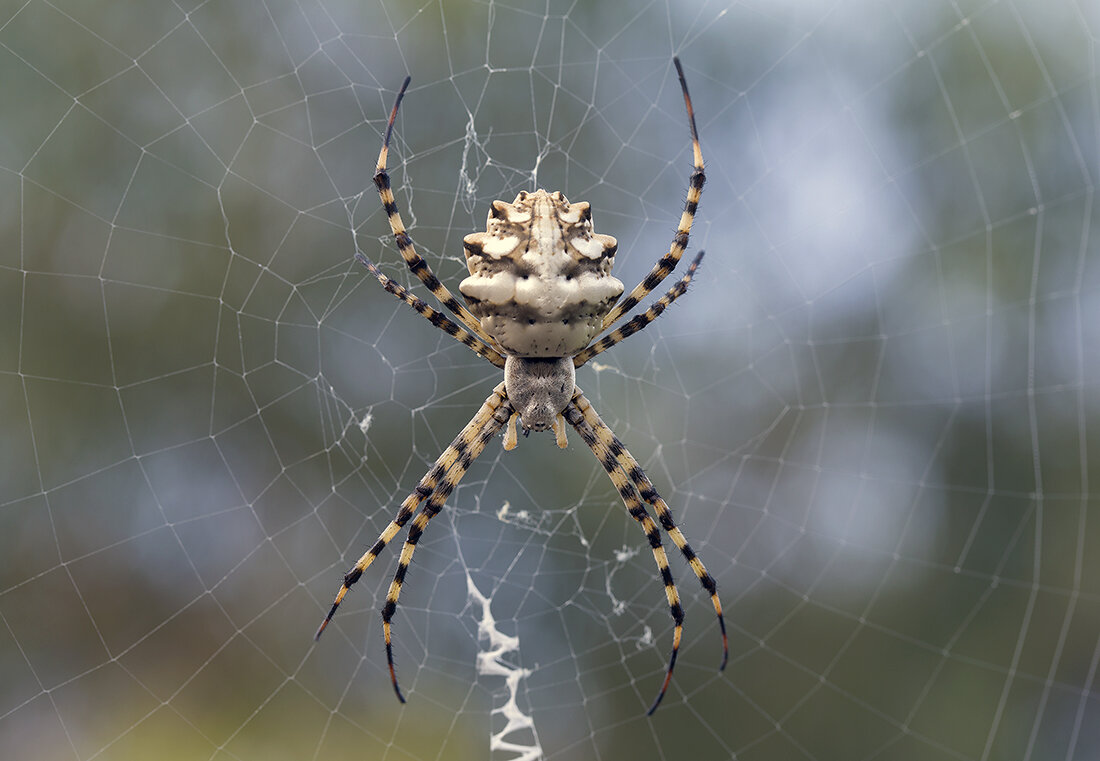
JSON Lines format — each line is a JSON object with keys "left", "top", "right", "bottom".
{"left": 315, "top": 58, "right": 726, "bottom": 715}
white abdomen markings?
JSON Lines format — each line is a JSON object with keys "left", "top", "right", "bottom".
{"left": 460, "top": 190, "right": 623, "bottom": 357}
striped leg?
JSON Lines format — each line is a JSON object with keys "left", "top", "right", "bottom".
{"left": 562, "top": 397, "right": 684, "bottom": 715}
{"left": 570, "top": 389, "right": 728, "bottom": 671}
{"left": 600, "top": 57, "right": 705, "bottom": 332}
{"left": 381, "top": 391, "right": 515, "bottom": 702}
{"left": 573, "top": 250, "right": 704, "bottom": 368}
{"left": 314, "top": 382, "right": 511, "bottom": 641}
{"left": 373, "top": 76, "right": 495, "bottom": 345}
{"left": 354, "top": 253, "right": 505, "bottom": 368}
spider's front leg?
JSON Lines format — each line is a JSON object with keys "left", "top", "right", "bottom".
{"left": 570, "top": 390, "right": 728, "bottom": 667}
{"left": 564, "top": 387, "right": 728, "bottom": 714}
{"left": 562, "top": 398, "right": 684, "bottom": 715}
{"left": 314, "top": 382, "right": 512, "bottom": 641}
{"left": 379, "top": 389, "right": 515, "bottom": 701}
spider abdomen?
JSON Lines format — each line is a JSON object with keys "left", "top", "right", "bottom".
{"left": 460, "top": 189, "right": 623, "bottom": 357}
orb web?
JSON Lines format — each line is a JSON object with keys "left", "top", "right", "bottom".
{"left": 1, "top": 1, "right": 1098, "bottom": 760}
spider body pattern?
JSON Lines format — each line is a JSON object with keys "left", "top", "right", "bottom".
{"left": 316, "top": 58, "right": 726, "bottom": 715}
{"left": 461, "top": 189, "right": 622, "bottom": 357}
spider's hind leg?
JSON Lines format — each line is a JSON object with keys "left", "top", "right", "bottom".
{"left": 354, "top": 253, "right": 505, "bottom": 368}
{"left": 574, "top": 250, "right": 704, "bottom": 368}
{"left": 599, "top": 57, "right": 705, "bottom": 332}
{"left": 372, "top": 76, "right": 496, "bottom": 346}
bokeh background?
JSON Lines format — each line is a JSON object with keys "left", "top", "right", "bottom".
{"left": 2, "top": 0, "right": 1098, "bottom": 759}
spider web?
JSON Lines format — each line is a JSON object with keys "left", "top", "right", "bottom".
{"left": 2, "top": 0, "right": 1098, "bottom": 759}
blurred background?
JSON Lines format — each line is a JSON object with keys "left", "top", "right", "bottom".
{"left": 1, "top": 0, "right": 1098, "bottom": 759}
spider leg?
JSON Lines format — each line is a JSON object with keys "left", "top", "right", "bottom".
{"left": 574, "top": 250, "right": 704, "bottom": 368}
{"left": 373, "top": 76, "right": 497, "bottom": 346}
{"left": 570, "top": 389, "right": 728, "bottom": 671}
{"left": 354, "top": 253, "right": 506, "bottom": 368}
{"left": 381, "top": 388, "right": 515, "bottom": 702}
{"left": 314, "top": 382, "right": 511, "bottom": 641}
{"left": 600, "top": 57, "right": 705, "bottom": 333}
{"left": 562, "top": 394, "right": 685, "bottom": 715}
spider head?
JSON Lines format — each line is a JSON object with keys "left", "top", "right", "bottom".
{"left": 504, "top": 356, "right": 575, "bottom": 432}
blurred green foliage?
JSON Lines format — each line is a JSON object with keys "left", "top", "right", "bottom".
{"left": 1, "top": 0, "right": 1097, "bottom": 759}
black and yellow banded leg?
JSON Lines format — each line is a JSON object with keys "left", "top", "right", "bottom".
{"left": 562, "top": 397, "right": 684, "bottom": 715}
{"left": 381, "top": 392, "right": 515, "bottom": 702}
{"left": 373, "top": 76, "right": 495, "bottom": 345}
{"left": 570, "top": 389, "right": 728, "bottom": 672}
{"left": 600, "top": 57, "right": 705, "bottom": 332}
{"left": 315, "top": 382, "right": 511, "bottom": 641}
{"left": 354, "top": 253, "right": 506, "bottom": 368}
{"left": 574, "top": 250, "right": 704, "bottom": 368}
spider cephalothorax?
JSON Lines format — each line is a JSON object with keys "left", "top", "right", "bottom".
{"left": 315, "top": 58, "right": 726, "bottom": 716}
